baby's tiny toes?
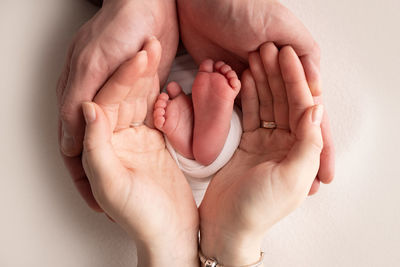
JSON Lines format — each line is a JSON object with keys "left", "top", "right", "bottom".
{"left": 229, "top": 78, "right": 241, "bottom": 90}
{"left": 214, "top": 61, "right": 225, "bottom": 70}
{"left": 226, "top": 70, "right": 238, "bottom": 79}
{"left": 153, "top": 107, "right": 166, "bottom": 129}
{"left": 219, "top": 64, "right": 232, "bottom": 75}
{"left": 154, "top": 107, "right": 166, "bottom": 117}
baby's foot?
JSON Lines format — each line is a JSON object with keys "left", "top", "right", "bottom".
{"left": 192, "top": 60, "right": 241, "bottom": 165}
{"left": 153, "top": 82, "right": 194, "bottom": 159}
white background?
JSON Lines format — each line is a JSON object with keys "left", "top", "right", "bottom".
{"left": 0, "top": 0, "right": 399, "bottom": 266}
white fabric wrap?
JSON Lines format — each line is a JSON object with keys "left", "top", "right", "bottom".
{"left": 166, "top": 107, "right": 242, "bottom": 180}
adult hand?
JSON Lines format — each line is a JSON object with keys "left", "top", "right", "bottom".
{"left": 199, "top": 43, "right": 323, "bottom": 266}
{"left": 81, "top": 39, "right": 199, "bottom": 266}
{"left": 57, "top": 0, "right": 179, "bottom": 211}
{"left": 177, "top": 0, "right": 334, "bottom": 192}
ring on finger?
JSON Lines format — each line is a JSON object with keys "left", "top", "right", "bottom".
{"left": 260, "top": 121, "right": 277, "bottom": 129}
{"left": 130, "top": 121, "right": 144, "bottom": 128}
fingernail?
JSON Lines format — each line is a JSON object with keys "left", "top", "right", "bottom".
{"left": 61, "top": 126, "right": 75, "bottom": 154}
{"left": 82, "top": 102, "right": 96, "bottom": 123}
{"left": 312, "top": 104, "right": 324, "bottom": 125}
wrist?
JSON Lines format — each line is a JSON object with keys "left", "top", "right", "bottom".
{"left": 135, "top": 229, "right": 199, "bottom": 267}
{"left": 200, "top": 227, "right": 263, "bottom": 266}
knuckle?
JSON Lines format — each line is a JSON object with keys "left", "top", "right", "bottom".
{"left": 59, "top": 102, "right": 75, "bottom": 123}
{"left": 83, "top": 136, "right": 99, "bottom": 152}
{"left": 75, "top": 22, "right": 91, "bottom": 41}
{"left": 72, "top": 48, "right": 109, "bottom": 80}
{"left": 56, "top": 75, "right": 68, "bottom": 104}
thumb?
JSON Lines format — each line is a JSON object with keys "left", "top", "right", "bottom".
{"left": 81, "top": 102, "right": 126, "bottom": 195}
{"left": 280, "top": 105, "right": 324, "bottom": 191}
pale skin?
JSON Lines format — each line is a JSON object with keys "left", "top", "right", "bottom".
{"left": 58, "top": 0, "right": 334, "bottom": 213}
{"left": 81, "top": 38, "right": 199, "bottom": 266}
{"left": 177, "top": 0, "right": 335, "bottom": 193}
{"left": 153, "top": 60, "right": 241, "bottom": 166}
{"left": 200, "top": 43, "right": 324, "bottom": 265}
{"left": 82, "top": 37, "right": 323, "bottom": 266}
{"left": 57, "top": 0, "right": 180, "bottom": 211}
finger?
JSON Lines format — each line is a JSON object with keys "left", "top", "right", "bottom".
{"left": 300, "top": 48, "right": 321, "bottom": 96}
{"left": 240, "top": 69, "right": 260, "bottom": 131}
{"left": 279, "top": 105, "right": 323, "bottom": 196}
{"left": 314, "top": 96, "right": 335, "bottom": 184}
{"left": 260, "top": 42, "right": 289, "bottom": 130}
{"left": 58, "top": 114, "right": 103, "bottom": 212}
{"left": 308, "top": 178, "right": 320, "bottom": 196}
{"left": 267, "top": 2, "right": 321, "bottom": 96}
{"left": 279, "top": 46, "right": 314, "bottom": 133}
{"left": 122, "top": 37, "right": 162, "bottom": 129}
{"left": 57, "top": 41, "right": 84, "bottom": 158}
{"left": 81, "top": 102, "right": 126, "bottom": 199}
{"left": 248, "top": 52, "right": 274, "bottom": 122}
{"left": 94, "top": 51, "right": 148, "bottom": 131}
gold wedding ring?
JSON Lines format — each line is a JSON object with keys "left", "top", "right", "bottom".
{"left": 261, "top": 121, "right": 277, "bottom": 129}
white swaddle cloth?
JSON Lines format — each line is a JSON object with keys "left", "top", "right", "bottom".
{"left": 164, "top": 53, "right": 243, "bottom": 204}
{"left": 166, "top": 106, "right": 242, "bottom": 180}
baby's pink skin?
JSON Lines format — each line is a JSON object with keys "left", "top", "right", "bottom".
{"left": 153, "top": 60, "right": 241, "bottom": 165}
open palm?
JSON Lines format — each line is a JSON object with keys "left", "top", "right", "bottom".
{"left": 81, "top": 39, "right": 198, "bottom": 252}
{"left": 199, "top": 44, "right": 323, "bottom": 253}
{"left": 178, "top": 0, "right": 334, "bottom": 189}
{"left": 58, "top": 1, "right": 181, "bottom": 213}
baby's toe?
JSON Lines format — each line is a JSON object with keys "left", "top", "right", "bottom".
{"left": 199, "top": 59, "right": 214, "bottom": 73}
{"left": 220, "top": 64, "right": 232, "bottom": 75}
{"left": 154, "top": 93, "right": 169, "bottom": 108}
{"left": 166, "top": 82, "right": 184, "bottom": 99}
{"left": 214, "top": 61, "right": 225, "bottom": 70}
{"left": 226, "top": 70, "right": 238, "bottom": 79}
{"left": 153, "top": 107, "right": 166, "bottom": 129}
{"left": 154, "top": 116, "right": 166, "bottom": 130}
{"left": 225, "top": 69, "right": 240, "bottom": 91}
{"left": 229, "top": 78, "right": 241, "bottom": 91}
